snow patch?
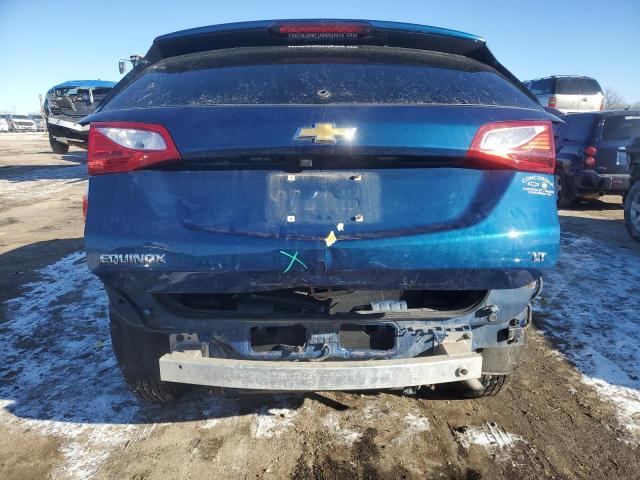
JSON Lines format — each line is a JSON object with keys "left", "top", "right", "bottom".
{"left": 0, "top": 252, "right": 146, "bottom": 479}
{"left": 537, "top": 233, "right": 640, "bottom": 443}
{"left": 323, "top": 413, "right": 362, "bottom": 445}
{"left": 455, "top": 423, "right": 525, "bottom": 454}
{"left": 253, "top": 406, "right": 298, "bottom": 439}
{"left": 390, "top": 413, "right": 430, "bottom": 445}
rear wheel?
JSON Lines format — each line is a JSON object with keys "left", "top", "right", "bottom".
{"left": 109, "top": 308, "right": 189, "bottom": 402}
{"left": 49, "top": 134, "right": 69, "bottom": 154}
{"left": 555, "top": 169, "right": 574, "bottom": 208}
{"left": 459, "top": 374, "right": 508, "bottom": 398}
{"left": 624, "top": 182, "right": 640, "bottom": 242}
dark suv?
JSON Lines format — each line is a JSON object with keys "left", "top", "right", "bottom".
{"left": 554, "top": 111, "right": 640, "bottom": 207}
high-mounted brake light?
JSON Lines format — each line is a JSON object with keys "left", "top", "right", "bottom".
{"left": 465, "top": 121, "right": 555, "bottom": 174}
{"left": 269, "top": 21, "right": 372, "bottom": 38}
{"left": 88, "top": 122, "right": 181, "bottom": 175}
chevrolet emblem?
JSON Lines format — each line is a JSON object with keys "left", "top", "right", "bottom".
{"left": 294, "top": 123, "right": 357, "bottom": 144}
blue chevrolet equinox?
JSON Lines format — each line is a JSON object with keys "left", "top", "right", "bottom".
{"left": 81, "top": 20, "right": 560, "bottom": 401}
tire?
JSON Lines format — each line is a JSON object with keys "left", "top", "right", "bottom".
{"left": 459, "top": 374, "right": 508, "bottom": 398}
{"left": 555, "top": 169, "right": 574, "bottom": 208}
{"left": 624, "top": 181, "right": 640, "bottom": 242}
{"left": 109, "top": 308, "right": 189, "bottom": 402}
{"left": 49, "top": 134, "right": 69, "bottom": 154}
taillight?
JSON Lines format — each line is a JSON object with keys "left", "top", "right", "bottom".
{"left": 269, "top": 21, "right": 372, "bottom": 38}
{"left": 599, "top": 98, "right": 605, "bottom": 111}
{"left": 82, "top": 193, "right": 88, "bottom": 219}
{"left": 548, "top": 97, "right": 557, "bottom": 108}
{"left": 465, "top": 121, "right": 555, "bottom": 174}
{"left": 583, "top": 146, "right": 597, "bottom": 169}
{"left": 88, "top": 122, "right": 181, "bottom": 175}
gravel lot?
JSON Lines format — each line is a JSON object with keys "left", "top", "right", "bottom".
{"left": 1, "top": 132, "right": 639, "bottom": 480}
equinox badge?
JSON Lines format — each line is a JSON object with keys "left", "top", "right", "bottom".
{"left": 100, "top": 253, "right": 166, "bottom": 265}
{"left": 294, "top": 123, "right": 357, "bottom": 144}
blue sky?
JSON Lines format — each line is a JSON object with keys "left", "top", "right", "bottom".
{"left": 1, "top": 0, "right": 639, "bottom": 113}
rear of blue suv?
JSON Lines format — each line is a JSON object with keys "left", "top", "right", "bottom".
{"left": 82, "top": 20, "right": 560, "bottom": 401}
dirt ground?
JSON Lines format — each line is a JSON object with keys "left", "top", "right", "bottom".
{"left": 0, "top": 132, "right": 638, "bottom": 480}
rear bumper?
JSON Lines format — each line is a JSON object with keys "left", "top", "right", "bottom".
{"left": 576, "top": 171, "right": 630, "bottom": 193}
{"left": 47, "top": 117, "right": 89, "bottom": 146}
{"left": 108, "top": 284, "right": 534, "bottom": 385}
{"left": 159, "top": 347, "right": 482, "bottom": 391}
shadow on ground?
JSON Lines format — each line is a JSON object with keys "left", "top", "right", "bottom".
{"left": 0, "top": 152, "right": 86, "bottom": 183}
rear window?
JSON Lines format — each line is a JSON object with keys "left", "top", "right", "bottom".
{"left": 103, "top": 47, "right": 537, "bottom": 110}
{"left": 555, "top": 77, "right": 602, "bottom": 95}
{"left": 530, "top": 78, "right": 553, "bottom": 95}
{"left": 580, "top": 78, "right": 602, "bottom": 95}
{"left": 556, "top": 78, "right": 582, "bottom": 95}
{"left": 602, "top": 115, "right": 640, "bottom": 141}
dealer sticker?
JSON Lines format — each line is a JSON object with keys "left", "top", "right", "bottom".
{"left": 521, "top": 175, "right": 555, "bottom": 197}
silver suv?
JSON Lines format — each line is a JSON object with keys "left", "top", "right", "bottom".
{"left": 523, "top": 76, "right": 604, "bottom": 114}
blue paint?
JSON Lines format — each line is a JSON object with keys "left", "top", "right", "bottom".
{"left": 48, "top": 80, "right": 117, "bottom": 91}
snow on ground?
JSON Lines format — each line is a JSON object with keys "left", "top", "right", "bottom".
{"left": 0, "top": 162, "right": 86, "bottom": 208}
{"left": 321, "top": 401, "right": 430, "bottom": 446}
{"left": 323, "top": 412, "right": 362, "bottom": 445}
{"left": 537, "top": 232, "right": 640, "bottom": 443}
{"left": 390, "top": 413, "right": 431, "bottom": 445}
{"left": 0, "top": 252, "right": 141, "bottom": 479}
{"left": 455, "top": 422, "right": 525, "bottom": 456}
{"left": 0, "top": 253, "right": 267, "bottom": 479}
{"left": 252, "top": 406, "right": 299, "bottom": 439}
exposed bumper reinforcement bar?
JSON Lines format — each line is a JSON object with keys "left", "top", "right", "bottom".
{"left": 159, "top": 349, "right": 483, "bottom": 391}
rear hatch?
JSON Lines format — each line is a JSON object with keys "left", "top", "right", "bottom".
{"left": 596, "top": 114, "right": 640, "bottom": 175}
{"left": 83, "top": 23, "right": 559, "bottom": 293}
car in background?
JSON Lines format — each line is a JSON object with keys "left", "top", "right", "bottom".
{"left": 554, "top": 111, "right": 639, "bottom": 206}
{"left": 29, "top": 114, "right": 45, "bottom": 131}
{"left": 624, "top": 138, "right": 640, "bottom": 241}
{"left": 82, "top": 20, "right": 560, "bottom": 402}
{"left": 44, "top": 80, "right": 117, "bottom": 154}
{"left": 523, "top": 76, "right": 604, "bottom": 114}
{"left": 0, "top": 117, "right": 8, "bottom": 133}
{"left": 4, "top": 114, "right": 37, "bottom": 132}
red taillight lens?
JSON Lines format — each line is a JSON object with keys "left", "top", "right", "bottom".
{"left": 599, "top": 98, "right": 605, "bottom": 111}
{"left": 465, "top": 121, "right": 555, "bottom": 174}
{"left": 88, "top": 122, "right": 181, "bottom": 175}
{"left": 82, "top": 193, "right": 88, "bottom": 219}
{"left": 583, "top": 146, "right": 597, "bottom": 169}
{"left": 548, "top": 97, "right": 557, "bottom": 108}
{"left": 269, "top": 22, "right": 372, "bottom": 37}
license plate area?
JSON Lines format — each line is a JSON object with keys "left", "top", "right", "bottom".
{"left": 266, "top": 171, "right": 381, "bottom": 225}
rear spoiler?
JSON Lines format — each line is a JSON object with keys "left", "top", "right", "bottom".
{"left": 93, "top": 19, "right": 537, "bottom": 114}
